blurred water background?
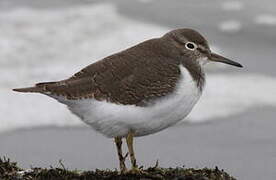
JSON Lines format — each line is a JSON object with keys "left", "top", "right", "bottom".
{"left": 0, "top": 0, "right": 276, "bottom": 179}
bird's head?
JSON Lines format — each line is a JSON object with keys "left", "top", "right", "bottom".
{"left": 165, "top": 28, "right": 243, "bottom": 68}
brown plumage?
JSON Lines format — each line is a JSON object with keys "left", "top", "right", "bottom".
{"left": 13, "top": 29, "right": 207, "bottom": 106}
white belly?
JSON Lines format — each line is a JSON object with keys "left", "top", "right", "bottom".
{"left": 53, "top": 66, "right": 202, "bottom": 137}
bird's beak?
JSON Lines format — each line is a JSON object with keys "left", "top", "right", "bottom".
{"left": 209, "top": 53, "right": 243, "bottom": 68}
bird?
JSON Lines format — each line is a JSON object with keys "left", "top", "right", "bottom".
{"left": 13, "top": 28, "right": 243, "bottom": 173}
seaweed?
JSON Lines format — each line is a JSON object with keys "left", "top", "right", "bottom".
{"left": 0, "top": 157, "right": 236, "bottom": 180}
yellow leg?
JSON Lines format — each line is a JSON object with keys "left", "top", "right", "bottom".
{"left": 126, "top": 131, "right": 138, "bottom": 169}
{"left": 114, "top": 137, "right": 127, "bottom": 172}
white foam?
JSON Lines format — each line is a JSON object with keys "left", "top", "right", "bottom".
{"left": 218, "top": 20, "right": 242, "bottom": 33}
{"left": 0, "top": 3, "right": 169, "bottom": 85}
{"left": 221, "top": 1, "right": 244, "bottom": 11}
{"left": 0, "top": 90, "right": 82, "bottom": 133}
{"left": 187, "top": 74, "right": 276, "bottom": 122}
{"left": 254, "top": 14, "right": 276, "bottom": 26}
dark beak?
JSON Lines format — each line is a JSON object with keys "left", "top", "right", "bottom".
{"left": 209, "top": 53, "right": 243, "bottom": 68}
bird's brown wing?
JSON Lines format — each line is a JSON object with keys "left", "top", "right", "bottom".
{"left": 14, "top": 40, "right": 181, "bottom": 106}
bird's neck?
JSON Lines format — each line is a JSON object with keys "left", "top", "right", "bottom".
{"left": 181, "top": 58, "right": 206, "bottom": 92}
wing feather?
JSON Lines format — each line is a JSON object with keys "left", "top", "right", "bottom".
{"left": 14, "top": 39, "right": 181, "bottom": 106}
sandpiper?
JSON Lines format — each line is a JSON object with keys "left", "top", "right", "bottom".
{"left": 13, "top": 28, "right": 242, "bottom": 173}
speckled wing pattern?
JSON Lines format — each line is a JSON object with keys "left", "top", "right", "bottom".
{"left": 36, "top": 40, "right": 181, "bottom": 106}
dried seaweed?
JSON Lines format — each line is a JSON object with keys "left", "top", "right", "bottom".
{"left": 0, "top": 157, "right": 236, "bottom": 180}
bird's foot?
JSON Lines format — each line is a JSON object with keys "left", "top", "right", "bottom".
{"left": 119, "top": 153, "right": 129, "bottom": 174}
{"left": 119, "top": 167, "right": 128, "bottom": 174}
{"left": 127, "top": 167, "right": 148, "bottom": 175}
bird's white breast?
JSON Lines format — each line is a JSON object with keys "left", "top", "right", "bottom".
{"left": 53, "top": 65, "right": 202, "bottom": 138}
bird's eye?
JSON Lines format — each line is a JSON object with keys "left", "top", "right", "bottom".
{"left": 185, "top": 42, "right": 197, "bottom": 51}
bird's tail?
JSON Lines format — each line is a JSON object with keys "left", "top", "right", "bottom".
{"left": 13, "top": 81, "right": 57, "bottom": 93}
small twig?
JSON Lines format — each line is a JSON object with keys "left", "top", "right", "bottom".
{"left": 154, "top": 159, "right": 159, "bottom": 168}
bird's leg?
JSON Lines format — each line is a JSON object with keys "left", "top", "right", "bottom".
{"left": 126, "top": 131, "right": 138, "bottom": 170}
{"left": 114, "top": 137, "right": 127, "bottom": 173}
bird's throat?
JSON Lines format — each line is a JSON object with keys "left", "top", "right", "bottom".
{"left": 181, "top": 58, "right": 206, "bottom": 92}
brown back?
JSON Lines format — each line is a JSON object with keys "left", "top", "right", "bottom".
{"left": 38, "top": 38, "right": 183, "bottom": 106}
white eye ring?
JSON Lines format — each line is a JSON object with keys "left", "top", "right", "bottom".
{"left": 185, "top": 42, "right": 197, "bottom": 51}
